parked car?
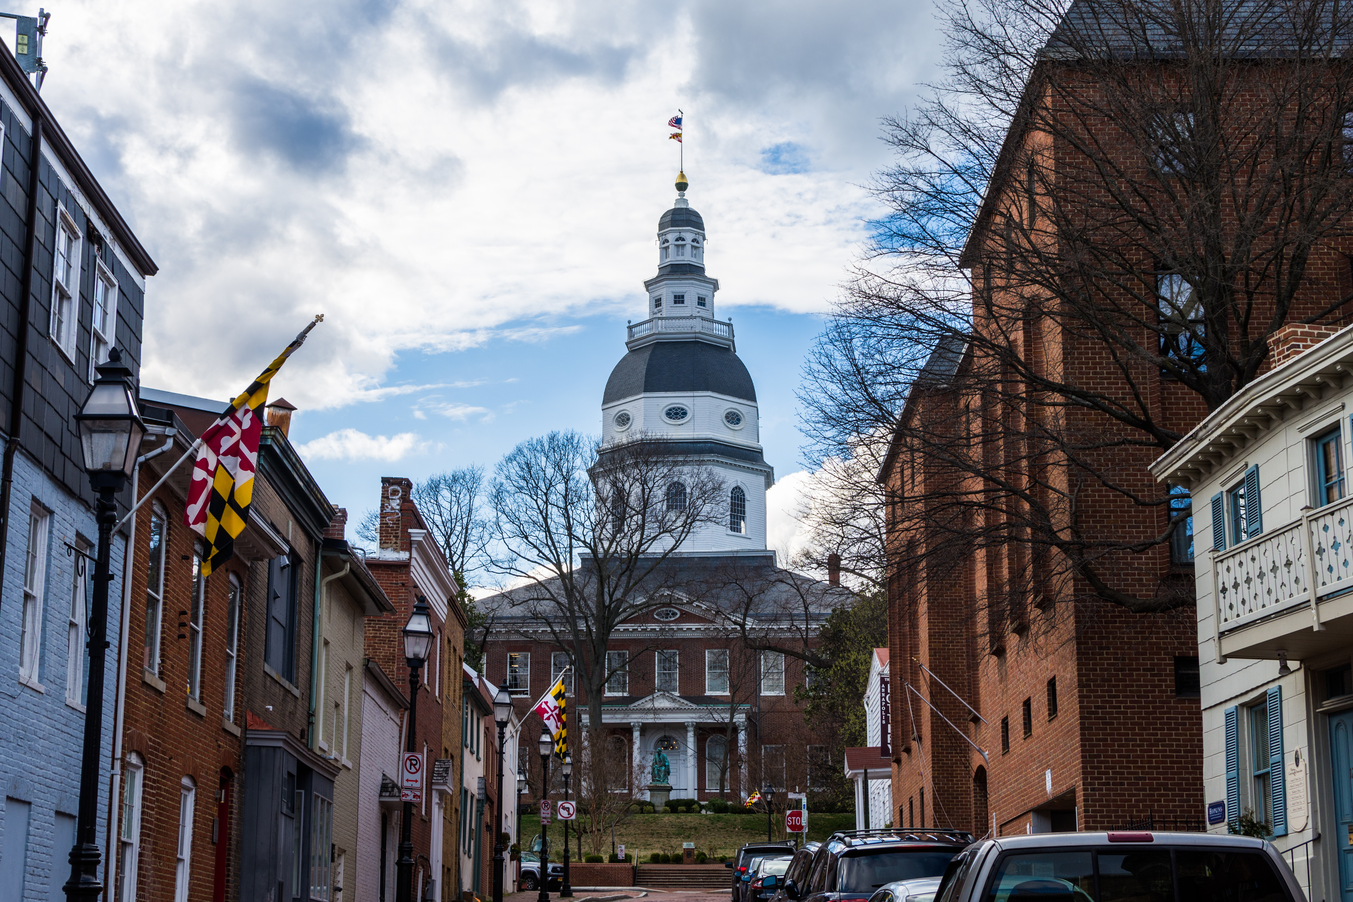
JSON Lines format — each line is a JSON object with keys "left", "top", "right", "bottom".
{"left": 797, "top": 829, "right": 973, "bottom": 902}
{"left": 865, "top": 877, "right": 944, "bottom": 902}
{"left": 729, "top": 842, "right": 798, "bottom": 894}
{"left": 518, "top": 853, "right": 564, "bottom": 891}
{"left": 738, "top": 849, "right": 798, "bottom": 902}
{"left": 929, "top": 832, "right": 1304, "bottom": 902}
{"left": 751, "top": 857, "right": 795, "bottom": 902}
{"left": 770, "top": 842, "right": 822, "bottom": 902}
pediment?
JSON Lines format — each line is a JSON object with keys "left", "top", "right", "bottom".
{"left": 617, "top": 691, "right": 704, "bottom": 710}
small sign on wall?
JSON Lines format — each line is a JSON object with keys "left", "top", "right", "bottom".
{"left": 1287, "top": 748, "right": 1309, "bottom": 833}
{"left": 1207, "top": 801, "right": 1225, "bottom": 825}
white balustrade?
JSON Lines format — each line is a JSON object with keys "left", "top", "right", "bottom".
{"left": 627, "top": 316, "right": 734, "bottom": 342}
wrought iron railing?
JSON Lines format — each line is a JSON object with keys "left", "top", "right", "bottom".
{"left": 1281, "top": 833, "right": 1319, "bottom": 901}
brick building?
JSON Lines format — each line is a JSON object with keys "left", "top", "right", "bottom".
{"left": 356, "top": 658, "right": 408, "bottom": 902}
{"left": 364, "top": 476, "right": 466, "bottom": 902}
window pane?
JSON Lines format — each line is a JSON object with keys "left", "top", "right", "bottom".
{"left": 508, "top": 653, "right": 530, "bottom": 692}
{"left": 1174, "top": 849, "right": 1287, "bottom": 902}
{"left": 606, "top": 651, "right": 628, "bottom": 695}
{"left": 1169, "top": 485, "right": 1194, "bottom": 562}
{"left": 1098, "top": 851, "right": 1172, "bottom": 902}
{"left": 707, "top": 649, "right": 730, "bottom": 694}
{"left": 657, "top": 650, "right": 679, "bottom": 693}
{"left": 983, "top": 851, "right": 1094, "bottom": 901}
{"left": 730, "top": 487, "right": 747, "bottom": 533}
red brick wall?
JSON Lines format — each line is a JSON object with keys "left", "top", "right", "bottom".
{"left": 566, "top": 863, "right": 635, "bottom": 886}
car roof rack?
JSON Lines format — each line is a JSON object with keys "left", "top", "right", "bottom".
{"left": 827, "top": 828, "right": 974, "bottom": 846}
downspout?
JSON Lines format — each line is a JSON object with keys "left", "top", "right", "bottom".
{"left": 309, "top": 555, "right": 348, "bottom": 749}
{"left": 0, "top": 116, "right": 43, "bottom": 614}
{"left": 104, "top": 432, "right": 174, "bottom": 897}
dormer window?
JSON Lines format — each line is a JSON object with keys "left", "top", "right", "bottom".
{"left": 674, "top": 294, "right": 685, "bottom": 305}
{"left": 697, "top": 296, "right": 707, "bottom": 307}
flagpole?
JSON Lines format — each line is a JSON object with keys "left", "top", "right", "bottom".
{"left": 113, "top": 437, "right": 202, "bottom": 531}
{"left": 679, "top": 108, "right": 684, "bottom": 171}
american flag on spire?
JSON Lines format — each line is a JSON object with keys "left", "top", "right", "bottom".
{"left": 669, "top": 111, "right": 683, "bottom": 142}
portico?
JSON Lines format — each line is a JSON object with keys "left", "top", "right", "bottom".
{"left": 601, "top": 692, "right": 749, "bottom": 800}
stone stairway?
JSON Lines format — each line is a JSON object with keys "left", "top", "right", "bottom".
{"left": 635, "top": 864, "right": 731, "bottom": 889}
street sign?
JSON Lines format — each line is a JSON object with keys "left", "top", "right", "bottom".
{"left": 558, "top": 801, "right": 576, "bottom": 820}
{"left": 540, "top": 799, "right": 553, "bottom": 824}
{"left": 618, "top": 844, "right": 626, "bottom": 861}
{"left": 401, "top": 752, "right": 424, "bottom": 803}
{"left": 786, "top": 808, "right": 805, "bottom": 832}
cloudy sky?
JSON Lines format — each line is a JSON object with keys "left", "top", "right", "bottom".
{"left": 37, "top": 0, "right": 942, "bottom": 577}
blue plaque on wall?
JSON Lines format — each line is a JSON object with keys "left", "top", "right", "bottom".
{"left": 1207, "top": 801, "right": 1226, "bottom": 825}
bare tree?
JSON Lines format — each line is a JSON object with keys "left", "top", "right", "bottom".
{"left": 803, "top": 0, "right": 1353, "bottom": 613}
{"left": 412, "top": 467, "right": 492, "bottom": 581}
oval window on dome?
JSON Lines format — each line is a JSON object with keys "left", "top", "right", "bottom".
{"left": 664, "top": 405, "right": 689, "bottom": 422}
{"left": 614, "top": 411, "right": 632, "bottom": 431}
{"left": 654, "top": 607, "right": 680, "bottom": 622}
{"left": 724, "top": 409, "right": 744, "bottom": 428}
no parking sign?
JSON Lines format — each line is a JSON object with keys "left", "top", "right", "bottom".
{"left": 401, "top": 752, "right": 423, "bottom": 803}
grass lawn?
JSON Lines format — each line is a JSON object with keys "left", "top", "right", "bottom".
{"left": 517, "top": 811, "right": 855, "bottom": 864}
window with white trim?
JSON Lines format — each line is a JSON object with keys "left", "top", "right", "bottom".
{"left": 174, "top": 777, "right": 196, "bottom": 902}
{"left": 187, "top": 545, "right": 205, "bottom": 701}
{"left": 550, "top": 651, "right": 573, "bottom": 694}
{"left": 224, "top": 576, "right": 241, "bottom": 722}
{"left": 729, "top": 486, "right": 746, "bottom": 534}
{"left": 144, "top": 505, "right": 166, "bottom": 675}
{"left": 341, "top": 664, "right": 352, "bottom": 761}
{"left": 762, "top": 745, "right": 786, "bottom": 791}
{"left": 119, "top": 753, "right": 144, "bottom": 902}
{"left": 706, "top": 734, "right": 728, "bottom": 791}
{"left": 50, "top": 206, "right": 80, "bottom": 360}
{"left": 605, "top": 650, "right": 629, "bottom": 696}
{"left": 656, "top": 649, "right": 679, "bottom": 693}
{"left": 706, "top": 649, "right": 730, "bottom": 694}
{"left": 89, "top": 261, "right": 117, "bottom": 381}
{"left": 67, "top": 538, "right": 89, "bottom": 706}
{"left": 507, "top": 652, "right": 530, "bottom": 694}
{"left": 311, "top": 793, "right": 334, "bottom": 900}
{"left": 317, "top": 640, "right": 329, "bottom": 750}
{"left": 760, "top": 651, "right": 785, "bottom": 696}
{"left": 20, "top": 504, "right": 50, "bottom": 684}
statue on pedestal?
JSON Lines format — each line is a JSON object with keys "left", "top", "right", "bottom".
{"left": 651, "top": 748, "right": 671, "bottom": 785}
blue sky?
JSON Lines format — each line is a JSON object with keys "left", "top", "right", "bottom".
{"left": 26, "top": 0, "right": 946, "bottom": 575}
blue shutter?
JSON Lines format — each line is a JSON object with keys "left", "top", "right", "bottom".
{"left": 1245, "top": 465, "right": 1263, "bottom": 537}
{"left": 1225, "top": 706, "right": 1240, "bottom": 826}
{"left": 1268, "top": 686, "right": 1287, "bottom": 836}
{"left": 1211, "top": 493, "right": 1226, "bottom": 551}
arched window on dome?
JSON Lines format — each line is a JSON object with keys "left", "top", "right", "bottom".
{"left": 729, "top": 486, "right": 746, "bottom": 534}
{"left": 666, "top": 481, "right": 687, "bottom": 513}
{"left": 692, "top": 239, "right": 702, "bottom": 262}
{"left": 661, "top": 239, "right": 670, "bottom": 262}
{"left": 675, "top": 237, "right": 686, "bottom": 257}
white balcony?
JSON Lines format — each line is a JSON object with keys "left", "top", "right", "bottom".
{"left": 626, "top": 315, "right": 735, "bottom": 350}
{"left": 1212, "top": 492, "right": 1353, "bottom": 659}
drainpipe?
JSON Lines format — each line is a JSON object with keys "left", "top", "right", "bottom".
{"left": 308, "top": 551, "right": 343, "bottom": 749}
{"left": 103, "top": 432, "right": 174, "bottom": 898}
{"left": 0, "top": 116, "right": 43, "bottom": 614}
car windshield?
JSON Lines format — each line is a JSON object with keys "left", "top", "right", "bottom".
{"left": 838, "top": 851, "right": 960, "bottom": 892}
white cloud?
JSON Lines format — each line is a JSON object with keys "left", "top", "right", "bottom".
{"left": 297, "top": 429, "right": 428, "bottom": 462}
{"left": 766, "top": 469, "right": 816, "bottom": 564}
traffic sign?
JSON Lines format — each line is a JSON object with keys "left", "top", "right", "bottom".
{"left": 401, "top": 752, "right": 424, "bottom": 802}
{"left": 540, "top": 799, "right": 553, "bottom": 823}
{"left": 785, "top": 808, "right": 805, "bottom": 832}
{"left": 558, "top": 801, "right": 576, "bottom": 820}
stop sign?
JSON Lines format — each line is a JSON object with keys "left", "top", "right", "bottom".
{"left": 785, "top": 808, "right": 805, "bottom": 832}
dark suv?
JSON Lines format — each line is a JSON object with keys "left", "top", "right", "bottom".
{"left": 730, "top": 842, "right": 798, "bottom": 895}
{"left": 794, "top": 829, "right": 973, "bottom": 902}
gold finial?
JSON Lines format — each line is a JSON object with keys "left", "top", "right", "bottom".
{"left": 675, "top": 170, "right": 689, "bottom": 193}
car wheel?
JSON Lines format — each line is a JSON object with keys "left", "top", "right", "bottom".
{"left": 521, "top": 873, "right": 539, "bottom": 891}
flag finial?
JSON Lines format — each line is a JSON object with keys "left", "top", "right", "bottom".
{"left": 676, "top": 170, "right": 688, "bottom": 194}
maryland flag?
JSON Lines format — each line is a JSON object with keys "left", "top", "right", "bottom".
{"left": 185, "top": 316, "right": 323, "bottom": 576}
{"left": 532, "top": 674, "right": 569, "bottom": 760}
{"left": 744, "top": 789, "right": 762, "bottom": 809}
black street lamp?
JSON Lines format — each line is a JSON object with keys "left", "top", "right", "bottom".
{"left": 560, "top": 753, "right": 573, "bottom": 898}
{"left": 396, "top": 596, "right": 434, "bottom": 902}
{"left": 65, "top": 349, "right": 145, "bottom": 902}
{"left": 493, "top": 680, "right": 514, "bottom": 902}
{"left": 538, "top": 728, "right": 553, "bottom": 902}
{"left": 765, "top": 785, "right": 774, "bottom": 842}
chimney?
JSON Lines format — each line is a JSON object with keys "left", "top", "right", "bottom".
{"left": 827, "top": 553, "right": 841, "bottom": 588}
{"left": 1270, "top": 323, "right": 1343, "bottom": 368}
{"left": 379, "top": 477, "right": 415, "bottom": 551}
{"left": 266, "top": 397, "right": 297, "bottom": 438}
{"left": 325, "top": 508, "right": 348, "bottom": 541}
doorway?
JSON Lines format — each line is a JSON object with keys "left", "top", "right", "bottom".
{"left": 1329, "top": 709, "right": 1353, "bottom": 901}
{"left": 654, "top": 735, "right": 685, "bottom": 794}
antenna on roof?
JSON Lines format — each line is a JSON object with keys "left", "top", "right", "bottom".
{"left": 0, "top": 8, "right": 48, "bottom": 90}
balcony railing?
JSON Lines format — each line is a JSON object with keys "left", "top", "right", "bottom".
{"left": 626, "top": 315, "right": 734, "bottom": 343}
{"left": 1212, "top": 492, "right": 1353, "bottom": 637}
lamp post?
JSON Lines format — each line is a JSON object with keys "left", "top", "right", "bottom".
{"left": 396, "top": 597, "right": 434, "bottom": 902}
{"left": 560, "top": 753, "right": 573, "bottom": 898}
{"left": 493, "top": 680, "right": 514, "bottom": 902}
{"left": 538, "top": 729, "right": 553, "bottom": 902}
{"left": 64, "top": 349, "right": 145, "bottom": 902}
{"left": 765, "top": 785, "right": 773, "bottom": 842}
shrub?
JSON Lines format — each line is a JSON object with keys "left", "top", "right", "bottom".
{"left": 649, "top": 851, "right": 663, "bottom": 863}
{"left": 696, "top": 852, "right": 708, "bottom": 864}
{"left": 673, "top": 850, "right": 686, "bottom": 862}
{"left": 709, "top": 798, "right": 730, "bottom": 814}
{"left": 585, "top": 854, "right": 604, "bottom": 863}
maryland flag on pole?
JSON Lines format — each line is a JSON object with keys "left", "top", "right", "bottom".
{"left": 532, "top": 674, "right": 569, "bottom": 760}
{"left": 744, "top": 789, "right": 762, "bottom": 809}
{"left": 185, "top": 316, "right": 323, "bottom": 576}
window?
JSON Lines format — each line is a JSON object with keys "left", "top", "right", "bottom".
{"left": 674, "top": 292, "right": 685, "bottom": 303}
{"left": 656, "top": 650, "right": 679, "bottom": 693}
{"left": 432, "top": 630, "right": 441, "bottom": 697}
{"left": 1151, "top": 110, "right": 1194, "bottom": 176}
{"left": 1342, "top": 110, "right": 1353, "bottom": 169}
{"left": 174, "top": 777, "right": 196, "bottom": 902}
{"left": 653, "top": 295, "right": 662, "bottom": 310}
{"left": 90, "top": 262, "right": 117, "bottom": 381}
{"left": 666, "top": 481, "right": 687, "bottom": 513}
{"left": 1025, "top": 156, "right": 1037, "bottom": 229}
{"left": 675, "top": 243, "right": 686, "bottom": 258}
{"left": 550, "top": 651, "right": 574, "bottom": 694}
{"left": 144, "top": 505, "right": 166, "bottom": 675}
{"left": 119, "top": 753, "right": 145, "bottom": 902}
{"left": 1328, "top": 663, "right": 1353, "bottom": 700}
{"left": 66, "top": 539, "right": 89, "bottom": 706}
{"left": 507, "top": 653, "right": 530, "bottom": 694}
{"left": 1022, "top": 697, "right": 1033, "bottom": 737}
{"left": 1225, "top": 466, "right": 1263, "bottom": 546}
{"left": 1250, "top": 701, "right": 1274, "bottom": 829}
{"left": 311, "top": 794, "right": 334, "bottom": 900}
{"left": 265, "top": 552, "right": 297, "bottom": 681}
{"left": 729, "top": 486, "right": 747, "bottom": 534}
{"left": 1169, "top": 485, "right": 1194, "bottom": 563}
{"left": 187, "top": 545, "right": 205, "bottom": 701}
{"left": 1000, "top": 717, "right": 1010, "bottom": 753}
{"left": 50, "top": 207, "right": 80, "bottom": 360}
{"left": 1175, "top": 655, "right": 1200, "bottom": 698}
{"left": 693, "top": 241, "right": 703, "bottom": 262}
{"left": 807, "top": 744, "right": 831, "bottom": 791}
{"left": 661, "top": 243, "right": 669, "bottom": 262}
{"left": 316, "top": 641, "right": 330, "bottom": 748}
{"left": 1046, "top": 677, "right": 1058, "bottom": 720}
{"left": 1227, "top": 688, "right": 1287, "bottom": 835}
{"left": 760, "top": 651, "right": 785, "bottom": 696}
{"left": 763, "top": 745, "right": 786, "bottom": 791}
{"left": 1314, "top": 426, "right": 1345, "bottom": 506}
{"left": 697, "top": 296, "right": 707, "bottom": 307}
{"left": 706, "top": 649, "right": 730, "bottom": 694}
{"left": 605, "top": 650, "right": 629, "bottom": 695}
{"left": 341, "top": 665, "right": 352, "bottom": 761}
{"left": 707, "top": 734, "right": 729, "bottom": 791}
{"left": 20, "top": 504, "right": 49, "bottom": 684}
{"left": 224, "top": 577, "right": 241, "bottom": 723}
{"left": 1158, "top": 272, "right": 1204, "bottom": 367}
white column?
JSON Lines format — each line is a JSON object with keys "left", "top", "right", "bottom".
{"left": 632, "top": 721, "right": 644, "bottom": 798}
{"left": 735, "top": 714, "right": 747, "bottom": 797}
{"left": 686, "top": 721, "right": 697, "bottom": 798}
